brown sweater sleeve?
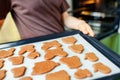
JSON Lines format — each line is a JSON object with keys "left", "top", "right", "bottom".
{"left": 0, "top": 0, "right": 11, "bottom": 19}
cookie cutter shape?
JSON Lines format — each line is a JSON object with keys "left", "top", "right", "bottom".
{"left": 85, "top": 52, "right": 98, "bottom": 62}
{"left": 60, "top": 56, "right": 82, "bottom": 69}
{"left": 32, "top": 61, "right": 60, "bottom": 75}
{"left": 11, "top": 66, "right": 26, "bottom": 78}
{"left": 41, "top": 40, "right": 62, "bottom": 50}
{"left": 27, "top": 52, "right": 40, "bottom": 59}
{"left": 74, "top": 69, "right": 92, "bottom": 79}
{"left": 9, "top": 55, "right": 24, "bottom": 65}
{"left": 44, "top": 48, "right": 68, "bottom": 60}
{"left": 0, "top": 70, "right": 7, "bottom": 80}
{"left": 61, "top": 36, "right": 77, "bottom": 44}
{"left": 46, "top": 70, "right": 70, "bottom": 80}
{"left": 18, "top": 44, "right": 35, "bottom": 55}
{"left": 0, "top": 60, "right": 4, "bottom": 69}
{"left": 93, "top": 62, "right": 111, "bottom": 74}
{"left": 20, "top": 76, "right": 32, "bottom": 80}
{"left": 68, "top": 44, "right": 84, "bottom": 53}
{"left": 0, "top": 48, "right": 15, "bottom": 58}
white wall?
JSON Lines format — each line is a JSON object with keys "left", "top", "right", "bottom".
{"left": 64, "top": 0, "right": 73, "bottom": 31}
{"left": 66, "top": 0, "right": 73, "bottom": 13}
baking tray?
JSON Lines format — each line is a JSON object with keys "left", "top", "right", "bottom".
{"left": 0, "top": 30, "right": 120, "bottom": 80}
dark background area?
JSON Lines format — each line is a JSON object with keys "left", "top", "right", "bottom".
{"left": 72, "top": 0, "right": 119, "bottom": 40}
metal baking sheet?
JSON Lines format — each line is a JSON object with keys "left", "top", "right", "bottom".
{"left": 0, "top": 31, "right": 120, "bottom": 80}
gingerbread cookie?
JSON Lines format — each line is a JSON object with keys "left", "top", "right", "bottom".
{"left": 60, "top": 56, "right": 82, "bottom": 69}
{"left": 44, "top": 48, "right": 68, "bottom": 60}
{"left": 0, "top": 59, "right": 4, "bottom": 69}
{"left": 11, "top": 66, "right": 26, "bottom": 78}
{"left": 84, "top": 52, "right": 98, "bottom": 62}
{"left": 74, "top": 69, "right": 92, "bottom": 79}
{"left": 9, "top": 55, "right": 24, "bottom": 65}
{"left": 27, "top": 52, "right": 40, "bottom": 59}
{"left": 61, "top": 36, "right": 77, "bottom": 44}
{"left": 18, "top": 44, "right": 35, "bottom": 55}
{"left": 0, "top": 48, "right": 15, "bottom": 58}
{"left": 32, "top": 61, "right": 59, "bottom": 75}
{"left": 0, "top": 70, "right": 7, "bottom": 80}
{"left": 68, "top": 44, "right": 84, "bottom": 53}
{"left": 41, "top": 40, "right": 62, "bottom": 50}
{"left": 20, "top": 76, "right": 32, "bottom": 80}
{"left": 93, "top": 62, "right": 111, "bottom": 74}
{"left": 46, "top": 70, "right": 70, "bottom": 80}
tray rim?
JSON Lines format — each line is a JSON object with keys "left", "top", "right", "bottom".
{"left": 0, "top": 30, "right": 120, "bottom": 80}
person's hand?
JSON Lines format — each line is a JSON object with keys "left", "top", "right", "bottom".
{"left": 62, "top": 11, "right": 94, "bottom": 37}
{"left": 77, "top": 21, "right": 94, "bottom": 37}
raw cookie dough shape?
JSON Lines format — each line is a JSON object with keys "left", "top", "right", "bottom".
{"left": 9, "top": 55, "right": 24, "bottom": 65}
{"left": 84, "top": 52, "right": 98, "bottom": 62}
{"left": 44, "top": 48, "right": 68, "bottom": 60}
{"left": 46, "top": 70, "right": 70, "bottom": 80}
{"left": 32, "top": 61, "right": 59, "bottom": 75}
{"left": 93, "top": 62, "right": 111, "bottom": 74}
{"left": 20, "top": 76, "right": 32, "bottom": 80}
{"left": 27, "top": 52, "right": 40, "bottom": 59}
{"left": 0, "top": 48, "right": 15, "bottom": 58}
{"left": 0, "top": 59, "right": 4, "bottom": 69}
{"left": 0, "top": 70, "right": 7, "bottom": 80}
{"left": 74, "top": 69, "right": 92, "bottom": 79}
{"left": 41, "top": 40, "right": 62, "bottom": 50}
{"left": 18, "top": 44, "right": 35, "bottom": 55}
{"left": 61, "top": 36, "right": 77, "bottom": 44}
{"left": 60, "top": 56, "right": 82, "bottom": 69}
{"left": 68, "top": 44, "right": 84, "bottom": 53}
{"left": 11, "top": 66, "right": 26, "bottom": 78}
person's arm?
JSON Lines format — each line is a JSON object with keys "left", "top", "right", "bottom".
{"left": 62, "top": 11, "right": 94, "bottom": 37}
{"left": 0, "top": 19, "right": 4, "bottom": 29}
